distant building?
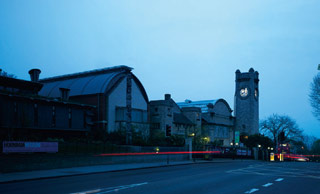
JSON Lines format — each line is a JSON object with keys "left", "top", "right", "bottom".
{"left": 150, "top": 68, "right": 259, "bottom": 147}
{"left": 149, "top": 94, "right": 194, "bottom": 137}
{"left": 39, "top": 66, "right": 149, "bottom": 137}
{"left": 0, "top": 66, "right": 258, "bottom": 145}
{"left": 177, "top": 99, "right": 235, "bottom": 146}
{"left": 150, "top": 96, "right": 235, "bottom": 147}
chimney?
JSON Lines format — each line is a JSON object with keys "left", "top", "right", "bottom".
{"left": 28, "top": 69, "right": 41, "bottom": 82}
{"left": 165, "top": 94, "right": 171, "bottom": 100}
{"left": 59, "top": 88, "right": 70, "bottom": 100}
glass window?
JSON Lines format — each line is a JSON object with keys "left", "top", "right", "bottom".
{"left": 132, "top": 109, "right": 143, "bottom": 122}
{"left": 116, "top": 107, "right": 125, "bottom": 121}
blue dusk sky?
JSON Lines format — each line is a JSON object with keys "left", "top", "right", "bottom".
{"left": 1, "top": 1, "right": 320, "bottom": 137}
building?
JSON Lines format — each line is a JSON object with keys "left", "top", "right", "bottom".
{"left": 234, "top": 68, "right": 259, "bottom": 135}
{"left": 0, "top": 69, "right": 94, "bottom": 141}
{"left": 149, "top": 94, "right": 194, "bottom": 137}
{"left": 39, "top": 66, "right": 149, "bottom": 141}
{"left": 0, "top": 66, "right": 258, "bottom": 146}
{"left": 150, "top": 96, "right": 235, "bottom": 147}
{"left": 150, "top": 68, "right": 259, "bottom": 147}
{"left": 177, "top": 99, "right": 235, "bottom": 146}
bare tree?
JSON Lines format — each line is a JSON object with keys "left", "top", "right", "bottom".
{"left": 310, "top": 73, "right": 320, "bottom": 121}
{"left": 260, "top": 114, "right": 303, "bottom": 147}
{"left": 0, "top": 69, "right": 16, "bottom": 78}
{"left": 303, "top": 135, "right": 317, "bottom": 151}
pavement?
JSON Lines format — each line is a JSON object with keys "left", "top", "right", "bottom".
{"left": 0, "top": 158, "right": 241, "bottom": 183}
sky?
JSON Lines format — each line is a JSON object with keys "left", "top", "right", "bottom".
{"left": 1, "top": 0, "right": 320, "bottom": 137}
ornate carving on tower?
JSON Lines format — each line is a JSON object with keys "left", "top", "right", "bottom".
{"left": 234, "top": 68, "right": 259, "bottom": 135}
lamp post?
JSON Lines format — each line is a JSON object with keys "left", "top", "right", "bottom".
{"left": 188, "top": 133, "right": 195, "bottom": 160}
{"left": 230, "top": 142, "right": 235, "bottom": 160}
{"left": 257, "top": 144, "right": 261, "bottom": 160}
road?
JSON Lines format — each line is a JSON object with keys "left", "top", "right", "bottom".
{"left": 1, "top": 160, "right": 320, "bottom": 194}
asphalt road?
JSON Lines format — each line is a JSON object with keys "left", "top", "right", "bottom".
{"left": 1, "top": 160, "right": 320, "bottom": 194}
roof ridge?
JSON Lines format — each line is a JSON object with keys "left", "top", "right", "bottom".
{"left": 176, "top": 99, "right": 218, "bottom": 104}
{"left": 40, "top": 65, "right": 132, "bottom": 83}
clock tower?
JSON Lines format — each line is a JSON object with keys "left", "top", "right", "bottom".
{"left": 234, "top": 68, "right": 259, "bottom": 135}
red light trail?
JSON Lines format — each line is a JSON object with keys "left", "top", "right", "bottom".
{"left": 97, "top": 151, "right": 221, "bottom": 157}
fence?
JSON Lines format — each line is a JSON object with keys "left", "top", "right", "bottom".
{"left": 58, "top": 142, "right": 187, "bottom": 154}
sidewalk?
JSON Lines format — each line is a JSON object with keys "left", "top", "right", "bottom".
{"left": 0, "top": 158, "right": 244, "bottom": 183}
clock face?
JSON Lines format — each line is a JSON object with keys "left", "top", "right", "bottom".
{"left": 240, "top": 88, "right": 248, "bottom": 97}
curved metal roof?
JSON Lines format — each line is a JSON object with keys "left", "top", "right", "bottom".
{"left": 39, "top": 66, "right": 131, "bottom": 98}
{"left": 177, "top": 99, "right": 232, "bottom": 113}
{"left": 177, "top": 99, "right": 218, "bottom": 113}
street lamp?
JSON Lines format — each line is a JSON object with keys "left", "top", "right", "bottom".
{"left": 203, "top": 137, "right": 210, "bottom": 143}
{"left": 187, "top": 133, "right": 195, "bottom": 160}
{"left": 258, "top": 144, "right": 261, "bottom": 148}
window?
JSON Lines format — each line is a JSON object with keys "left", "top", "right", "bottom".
{"left": 213, "top": 126, "right": 229, "bottom": 138}
{"left": 151, "top": 123, "right": 160, "bottom": 129}
{"left": 68, "top": 108, "right": 72, "bottom": 128}
{"left": 219, "top": 140, "right": 224, "bottom": 145}
{"left": 83, "top": 111, "right": 87, "bottom": 128}
{"left": 116, "top": 107, "right": 147, "bottom": 123}
{"left": 116, "top": 107, "right": 125, "bottom": 121}
{"left": 132, "top": 109, "right": 143, "bottom": 122}
{"left": 167, "top": 107, "right": 172, "bottom": 117}
{"left": 155, "top": 107, "right": 158, "bottom": 112}
{"left": 34, "top": 104, "right": 38, "bottom": 127}
{"left": 14, "top": 102, "right": 18, "bottom": 122}
{"left": 52, "top": 106, "right": 56, "bottom": 127}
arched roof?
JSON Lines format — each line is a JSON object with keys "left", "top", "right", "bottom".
{"left": 214, "top": 99, "right": 233, "bottom": 113}
{"left": 38, "top": 66, "right": 148, "bottom": 102}
{"left": 177, "top": 98, "right": 232, "bottom": 113}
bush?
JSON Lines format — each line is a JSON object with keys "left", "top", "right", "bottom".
{"left": 243, "top": 134, "right": 273, "bottom": 148}
{"left": 148, "top": 130, "right": 185, "bottom": 147}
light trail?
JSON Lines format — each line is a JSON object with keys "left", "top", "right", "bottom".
{"left": 97, "top": 151, "right": 221, "bottom": 157}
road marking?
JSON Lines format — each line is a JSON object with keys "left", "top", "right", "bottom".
{"left": 245, "top": 188, "right": 259, "bottom": 193}
{"left": 275, "top": 178, "right": 284, "bottom": 182}
{"left": 262, "top": 183, "right": 273, "bottom": 187}
{"left": 71, "top": 182, "right": 148, "bottom": 194}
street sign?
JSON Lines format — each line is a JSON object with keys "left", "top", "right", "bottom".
{"left": 235, "top": 131, "right": 240, "bottom": 143}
